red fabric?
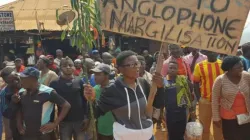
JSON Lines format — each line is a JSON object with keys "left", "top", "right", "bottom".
{"left": 46, "top": 55, "right": 58, "bottom": 70}
{"left": 74, "top": 68, "right": 82, "bottom": 76}
{"left": 220, "top": 92, "right": 248, "bottom": 119}
{"left": 16, "top": 65, "right": 25, "bottom": 72}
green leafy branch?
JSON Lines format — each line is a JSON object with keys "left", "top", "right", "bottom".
{"left": 57, "top": 0, "right": 102, "bottom": 140}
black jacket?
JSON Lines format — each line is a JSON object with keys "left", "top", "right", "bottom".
{"left": 95, "top": 77, "right": 164, "bottom": 130}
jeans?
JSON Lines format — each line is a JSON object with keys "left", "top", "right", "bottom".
{"left": 199, "top": 98, "right": 224, "bottom": 140}
{"left": 59, "top": 121, "right": 90, "bottom": 140}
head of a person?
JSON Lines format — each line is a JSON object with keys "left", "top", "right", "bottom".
{"left": 137, "top": 55, "right": 146, "bottom": 75}
{"left": 19, "top": 67, "right": 40, "bottom": 89}
{"left": 188, "top": 47, "right": 199, "bottom": 55}
{"left": 74, "top": 59, "right": 82, "bottom": 69}
{"left": 241, "top": 42, "right": 250, "bottom": 59}
{"left": 85, "top": 58, "right": 95, "bottom": 74}
{"left": 102, "top": 52, "right": 113, "bottom": 65}
{"left": 56, "top": 49, "right": 63, "bottom": 58}
{"left": 15, "top": 58, "right": 22, "bottom": 68}
{"left": 143, "top": 50, "right": 149, "bottom": 57}
{"left": 202, "top": 50, "right": 218, "bottom": 60}
{"left": 237, "top": 49, "right": 243, "bottom": 57}
{"left": 167, "top": 61, "right": 178, "bottom": 77}
{"left": 92, "top": 50, "right": 100, "bottom": 59}
{"left": 4, "top": 53, "right": 15, "bottom": 62}
{"left": 117, "top": 51, "right": 140, "bottom": 80}
{"left": 46, "top": 55, "right": 54, "bottom": 65}
{"left": 91, "top": 63, "right": 110, "bottom": 85}
{"left": 221, "top": 56, "right": 243, "bottom": 77}
{"left": 36, "top": 56, "right": 50, "bottom": 70}
{"left": 154, "top": 52, "right": 159, "bottom": 62}
{"left": 60, "top": 57, "right": 75, "bottom": 76}
{"left": 169, "top": 44, "right": 181, "bottom": 58}
{"left": 0, "top": 66, "right": 21, "bottom": 89}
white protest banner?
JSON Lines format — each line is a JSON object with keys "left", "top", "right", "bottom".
{"left": 0, "top": 11, "right": 15, "bottom": 31}
{"left": 100, "top": 0, "right": 250, "bottom": 55}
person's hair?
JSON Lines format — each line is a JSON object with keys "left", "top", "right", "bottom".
{"left": 5, "top": 53, "right": 15, "bottom": 61}
{"left": 241, "top": 42, "right": 250, "bottom": 54}
{"left": 168, "top": 44, "right": 180, "bottom": 50}
{"left": 40, "top": 57, "right": 50, "bottom": 67}
{"left": 221, "top": 56, "right": 242, "bottom": 71}
{"left": 0, "top": 66, "right": 15, "bottom": 78}
{"left": 60, "top": 56, "right": 73, "bottom": 68}
{"left": 137, "top": 55, "right": 145, "bottom": 62}
{"left": 168, "top": 61, "right": 178, "bottom": 66}
{"left": 116, "top": 50, "right": 136, "bottom": 67}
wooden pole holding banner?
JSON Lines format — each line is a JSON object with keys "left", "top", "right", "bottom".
{"left": 146, "top": 42, "right": 168, "bottom": 118}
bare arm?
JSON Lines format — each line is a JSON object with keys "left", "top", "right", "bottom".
{"left": 193, "top": 82, "right": 201, "bottom": 101}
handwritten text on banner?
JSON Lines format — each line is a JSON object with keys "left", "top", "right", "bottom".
{"left": 100, "top": 0, "right": 250, "bottom": 55}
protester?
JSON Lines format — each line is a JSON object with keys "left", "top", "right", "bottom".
{"left": 150, "top": 52, "right": 159, "bottom": 74}
{"left": 193, "top": 50, "right": 224, "bottom": 140}
{"left": 50, "top": 57, "right": 90, "bottom": 140}
{"left": 240, "top": 42, "right": 250, "bottom": 71}
{"left": 13, "top": 67, "right": 71, "bottom": 140}
{"left": 184, "top": 48, "right": 207, "bottom": 73}
{"left": 212, "top": 56, "right": 250, "bottom": 140}
{"left": 47, "top": 55, "right": 60, "bottom": 75}
{"left": 161, "top": 61, "right": 193, "bottom": 140}
{"left": 143, "top": 50, "right": 154, "bottom": 72}
{"left": 73, "top": 59, "right": 83, "bottom": 79}
{"left": 137, "top": 55, "right": 152, "bottom": 85}
{"left": 0, "top": 66, "right": 22, "bottom": 140}
{"left": 92, "top": 50, "right": 102, "bottom": 63}
{"left": 91, "top": 63, "right": 115, "bottom": 140}
{"left": 54, "top": 49, "right": 63, "bottom": 67}
{"left": 237, "top": 49, "right": 243, "bottom": 57}
{"left": 82, "top": 58, "right": 96, "bottom": 87}
{"left": 37, "top": 56, "right": 58, "bottom": 86}
{"left": 161, "top": 44, "right": 191, "bottom": 80}
{"left": 84, "top": 50, "right": 164, "bottom": 140}
{"left": 2, "top": 53, "right": 15, "bottom": 68}
{"left": 14, "top": 58, "right": 25, "bottom": 73}
{"left": 102, "top": 52, "right": 116, "bottom": 80}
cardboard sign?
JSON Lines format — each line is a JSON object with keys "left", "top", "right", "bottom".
{"left": 100, "top": 0, "right": 250, "bottom": 55}
{"left": 0, "top": 11, "right": 15, "bottom": 31}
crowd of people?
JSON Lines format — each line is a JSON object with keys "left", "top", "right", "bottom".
{"left": 0, "top": 42, "right": 250, "bottom": 140}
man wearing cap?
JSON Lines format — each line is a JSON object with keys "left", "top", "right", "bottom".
{"left": 91, "top": 63, "right": 115, "bottom": 140}
{"left": 36, "top": 56, "right": 58, "bottom": 86}
{"left": 92, "top": 50, "right": 103, "bottom": 63}
{"left": 14, "top": 58, "right": 25, "bottom": 73}
{"left": 13, "top": 67, "right": 71, "bottom": 140}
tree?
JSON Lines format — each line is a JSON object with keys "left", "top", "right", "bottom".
{"left": 57, "top": 0, "right": 101, "bottom": 139}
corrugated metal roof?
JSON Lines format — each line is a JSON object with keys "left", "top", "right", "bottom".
{"left": 0, "top": 0, "right": 74, "bottom": 31}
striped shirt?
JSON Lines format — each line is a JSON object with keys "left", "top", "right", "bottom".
{"left": 212, "top": 72, "right": 250, "bottom": 121}
{"left": 193, "top": 59, "right": 223, "bottom": 100}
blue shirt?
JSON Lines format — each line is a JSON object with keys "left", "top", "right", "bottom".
{"left": 82, "top": 74, "right": 96, "bottom": 87}
{"left": 240, "top": 56, "right": 250, "bottom": 71}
